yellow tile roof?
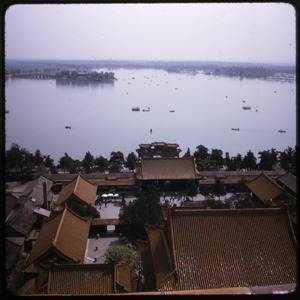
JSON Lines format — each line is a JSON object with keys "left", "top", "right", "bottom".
{"left": 27, "top": 206, "right": 91, "bottom": 264}
{"left": 140, "top": 206, "right": 297, "bottom": 291}
{"left": 47, "top": 262, "right": 132, "bottom": 294}
{"left": 56, "top": 174, "right": 97, "bottom": 207}
{"left": 136, "top": 157, "right": 200, "bottom": 180}
{"left": 245, "top": 171, "right": 296, "bottom": 205}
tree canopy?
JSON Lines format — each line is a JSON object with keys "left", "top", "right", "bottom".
{"left": 118, "top": 184, "right": 163, "bottom": 241}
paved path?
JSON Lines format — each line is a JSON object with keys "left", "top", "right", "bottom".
{"left": 85, "top": 232, "right": 119, "bottom": 264}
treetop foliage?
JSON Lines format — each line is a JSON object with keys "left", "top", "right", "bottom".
{"left": 5, "top": 143, "right": 297, "bottom": 182}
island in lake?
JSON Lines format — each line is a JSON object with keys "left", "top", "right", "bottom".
{"left": 55, "top": 70, "right": 116, "bottom": 83}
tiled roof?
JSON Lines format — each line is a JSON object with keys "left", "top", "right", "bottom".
{"left": 27, "top": 206, "right": 91, "bottom": 265}
{"left": 47, "top": 262, "right": 132, "bottom": 294}
{"left": 136, "top": 157, "right": 200, "bottom": 180}
{"left": 55, "top": 174, "right": 97, "bottom": 207}
{"left": 6, "top": 175, "right": 54, "bottom": 236}
{"left": 144, "top": 225, "right": 175, "bottom": 288}
{"left": 140, "top": 206, "right": 297, "bottom": 291}
{"left": 277, "top": 172, "right": 297, "bottom": 195}
{"left": 245, "top": 171, "right": 296, "bottom": 205}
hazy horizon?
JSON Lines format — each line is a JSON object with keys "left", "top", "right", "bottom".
{"left": 5, "top": 58, "right": 295, "bottom": 68}
{"left": 5, "top": 3, "right": 296, "bottom": 65}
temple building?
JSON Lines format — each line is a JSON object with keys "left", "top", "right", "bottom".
{"left": 137, "top": 205, "right": 297, "bottom": 292}
{"left": 54, "top": 174, "right": 99, "bottom": 217}
{"left": 19, "top": 206, "right": 134, "bottom": 295}
{"left": 25, "top": 206, "right": 91, "bottom": 266}
{"left": 136, "top": 142, "right": 181, "bottom": 158}
{"left": 135, "top": 156, "right": 201, "bottom": 190}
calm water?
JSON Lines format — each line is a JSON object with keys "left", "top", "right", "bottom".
{"left": 5, "top": 68, "right": 296, "bottom": 163}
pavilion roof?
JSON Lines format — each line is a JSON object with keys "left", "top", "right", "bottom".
{"left": 55, "top": 174, "right": 97, "bottom": 207}
{"left": 244, "top": 171, "right": 296, "bottom": 205}
{"left": 27, "top": 206, "right": 91, "bottom": 265}
{"left": 139, "top": 206, "right": 297, "bottom": 292}
{"left": 136, "top": 157, "right": 200, "bottom": 180}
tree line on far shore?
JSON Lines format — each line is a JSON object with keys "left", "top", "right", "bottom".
{"left": 5, "top": 143, "right": 296, "bottom": 181}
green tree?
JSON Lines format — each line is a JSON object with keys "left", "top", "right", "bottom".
{"left": 279, "top": 147, "right": 296, "bottom": 172}
{"left": 204, "top": 195, "right": 231, "bottom": 209}
{"left": 95, "top": 156, "right": 109, "bottom": 173}
{"left": 213, "top": 178, "right": 226, "bottom": 200}
{"left": 210, "top": 148, "right": 224, "bottom": 168}
{"left": 70, "top": 159, "right": 81, "bottom": 173}
{"left": 242, "top": 150, "right": 257, "bottom": 170}
{"left": 199, "top": 184, "right": 209, "bottom": 197}
{"left": 109, "top": 162, "right": 122, "bottom": 173}
{"left": 258, "top": 148, "right": 278, "bottom": 170}
{"left": 6, "top": 143, "right": 35, "bottom": 180}
{"left": 125, "top": 152, "right": 138, "bottom": 170}
{"left": 185, "top": 180, "right": 198, "bottom": 200}
{"left": 193, "top": 145, "right": 209, "bottom": 163}
{"left": 68, "top": 202, "right": 100, "bottom": 218}
{"left": 34, "top": 149, "right": 44, "bottom": 167}
{"left": 44, "top": 155, "right": 54, "bottom": 168}
{"left": 183, "top": 147, "right": 191, "bottom": 157}
{"left": 119, "top": 184, "right": 162, "bottom": 241}
{"left": 224, "top": 152, "right": 231, "bottom": 168}
{"left": 228, "top": 153, "right": 243, "bottom": 171}
{"left": 58, "top": 152, "right": 79, "bottom": 173}
{"left": 229, "top": 193, "right": 266, "bottom": 209}
{"left": 82, "top": 151, "right": 95, "bottom": 173}
{"left": 105, "top": 242, "right": 142, "bottom": 275}
{"left": 109, "top": 151, "right": 125, "bottom": 165}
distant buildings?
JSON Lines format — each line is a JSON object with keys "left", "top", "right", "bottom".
{"left": 136, "top": 142, "right": 181, "bottom": 158}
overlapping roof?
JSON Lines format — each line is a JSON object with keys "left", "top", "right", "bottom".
{"left": 27, "top": 206, "right": 91, "bottom": 265}
{"left": 139, "top": 206, "right": 297, "bottom": 291}
{"left": 55, "top": 174, "right": 97, "bottom": 207}
{"left": 47, "top": 262, "right": 132, "bottom": 294}
{"left": 136, "top": 157, "right": 200, "bottom": 180}
{"left": 244, "top": 171, "right": 296, "bottom": 206}
{"left": 277, "top": 172, "right": 297, "bottom": 195}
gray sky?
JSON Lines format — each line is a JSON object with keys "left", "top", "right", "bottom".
{"left": 5, "top": 3, "right": 296, "bottom": 64}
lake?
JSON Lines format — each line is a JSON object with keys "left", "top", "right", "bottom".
{"left": 5, "top": 68, "right": 296, "bottom": 164}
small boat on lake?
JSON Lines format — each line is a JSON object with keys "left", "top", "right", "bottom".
{"left": 278, "top": 129, "right": 286, "bottom": 133}
{"left": 65, "top": 126, "right": 71, "bottom": 129}
{"left": 132, "top": 107, "right": 140, "bottom": 111}
{"left": 169, "top": 110, "right": 175, "bottom": 113}
{"left": 231, "top": 128, "right": 240, "bottom": 131}
{"left": 242, "top": 106, "right": 251, "bottom": 110}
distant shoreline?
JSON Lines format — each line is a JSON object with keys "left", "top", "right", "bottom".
{"left": 5, "top": 59, "right": 295, "bottom": 82}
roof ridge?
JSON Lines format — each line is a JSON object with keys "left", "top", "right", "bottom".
{"left": 78, "top": 173, "right": 96, "bottom": 186}
{"left": 168, "top": 207, "right": 178, "bottom": 271}
{"left": 172, "top": 207, "right": 282, "bottom": 214}
{"left": 52, "top": 206, "right": 68, "bottom": 247}
{"left": 73, "top": 174, "right": 80, "bottom": 195}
